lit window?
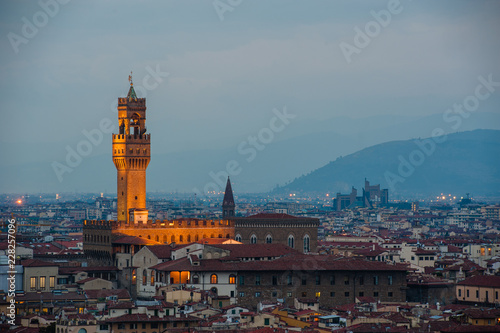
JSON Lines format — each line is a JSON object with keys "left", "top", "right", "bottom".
{"left": 315, "top": 292, "right": 321, "bottom": 298}
{"left": 30, "top": 277, "right": 37, "bottom": 291}
{"left": 211, "top": 274, "right": 218, "bottom": 284}
{"left": 40, "top": 276, "right": 46, "bottom": 289}
{"left": 49, "top": 276, "right": 55, "bottom": 288}
{"left": 229, "top": 275, "right": 236, "bottom": 284}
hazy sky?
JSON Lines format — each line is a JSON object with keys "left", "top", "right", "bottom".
{"left": 1, "top": 0, "right": 499, "bottom": 193}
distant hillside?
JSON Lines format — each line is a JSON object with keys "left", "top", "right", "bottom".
{"left": 275, "top": 130, "right": 500, "bottom": 197}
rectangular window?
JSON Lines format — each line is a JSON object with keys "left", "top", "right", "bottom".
{"left": 239, "top": 292, "right": 245, "bottom": 297}
{"left": 255, "top": 275, "right": 261, "bottom": 286}
{"left": 49, "top": 276, "right": 55, "bottom": 288}
{"left": 272, "top": 276, "right": 278, "bottom": 285}
{"left": 467, "top": 289, "right": 470, "bottom": 297}
{"left": 264, "top": 318, "right": 270, "bottom": 325}
{"left": 458, "top": 289, "right": 462, "bottom": 297}
{"left": 302, "top": 275, "right": 307, "bottom": 285}
{"left": 130, "top": 324, "right": 137, "bottom": 329}
{"left": 302, "top": 292, "right": 307, "bottom": 297}
{"left": 40, "top": 276, "right": 46, "bottom": 289}
{"left": 374, "top": 291, "right": 379, "bottom": 297}
{"left": 344, "top": 276, "right": 349, "bottom": 285}
{"left": 151, "top": 323, "right": 158, "bottom": 329}
{"left": 287, "top": 292, "right": 292, "bottom": 297}
{"left": 373, "top": 276, "right": 379, "bottom": 286}
{"left": 315, "top": 275, "right": 321, "bottom": 285}
{"left": 272, "top": 291, "right": 277, "bottom": 297}
{"left": 359, "top": 292, "right": 364, "bottom": 297}
{"left": 315, "top": 292, "right": 321, "bottom": 298}
{"left": 330, "top": 292, "right": 335, "bottom": 297}
{"left": 388, "top": 292, "right": 393, "bottom": 297}
{"left": 388, "top": 276, "right": 393, "bottom": 285}
{"left": 287, "top": 275, "right": 293, "bottom": 286}
{"left": 359, "top": 276, "right": 364, "bottom": 285}
{"left": 239, "top": 276, "right": 245, "bottom": 285}
{"left": 345, "top": 292, "right": 350, "bottom": 297}
{"left": 411, "top": 256, "right": 415, "bottom": 261}
{"left": 330, "top": 275, "right": 335, "bottom": 285}
{"left": 476, "top": 290, "right": 479, "bottom": 298}
{"left": 30, "top": 277, "right": 37, "bottom": 291}
{"left": 496, "top": 291, "right": 498, "bottom": 300}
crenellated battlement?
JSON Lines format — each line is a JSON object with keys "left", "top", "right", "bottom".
{"left": 85, "top": 218, "right": 234, "bottom": 229}
{"left": 83, "top": 220, "right": 114, "bottom": 229}
{"left": 118, "top": 97, "right": 146, "bottom": 106}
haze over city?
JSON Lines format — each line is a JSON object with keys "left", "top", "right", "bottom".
{"left": 1, "top": 0, "right": 499, "bottom": 195}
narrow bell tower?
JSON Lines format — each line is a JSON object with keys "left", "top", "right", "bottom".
{"left": 222, "top": 177, "right": 235, "bottom": 218}
{"left": 112, "top": 73, "right": 151, "bottom": 223}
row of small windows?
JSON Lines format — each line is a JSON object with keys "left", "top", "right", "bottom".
{"left": 236, "top": 274, "right": 393, "bottom": 286}
{"left": 239, "top": 234, "right": 310, "bottom": 252}
{"left": 190, "top": 274, "right": 236, "bottom": 285}
{"left": 84, "top": 234, "right": 109, "bottom": 243}
{"left": 131, "top": 233, "right": 231, "bottom": 243}
{"left": 238, "top": 291, "right": 394, "bottom": 298}
{"left": 458, "top": 289, "right": 499, "bottom": 299}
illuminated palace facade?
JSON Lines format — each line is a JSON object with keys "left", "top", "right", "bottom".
{"left": 83, "top": 79, "right": 234, "bottom": 265}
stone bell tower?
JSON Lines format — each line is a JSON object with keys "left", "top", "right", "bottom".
{"left": 112, "top": 74, "right": 150, "bottom": 223}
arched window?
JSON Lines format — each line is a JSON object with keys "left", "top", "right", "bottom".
{"left": 192, "top": 275, "right": 199, "bottom": 284}
{"left": 132, "top": 269, "right": 137, "bottom": 285}
{"left": 142, "top": 269, "right": 147, "bottom": 285}
{"left": 187, "top": 235, "right": 191, "bottom": 242}
{"left": 195, "top": 234, "right": 199, "bottom": 242}
{"left": 150, "top": 274, "right": 155, "bottom": 286}
{"left": 303, "top": 234, "right": 310, "bottom": 253}
{"left": 78, "top": 329, "right": 87, "bottom": 333}
{"left": 288, "top": 235, "right": 295, "bottom": 248}
{"left": 229, "top": 274, "right": 236, "bottom": 284}
{"left": 171, "top": 235, "right": 175, "bottom": 243}
{"left": 235, "top": 234, "right": 242, "bottom": 242}
{"left": 147, "top": 235, "right": 151, "bottom": 239}
{"left": 211, "top": 274, "right": 218, "bottom": 284}
{"left": 163, "top": 235, "right": 167, "bottom": 243}
{"left": 250, "top": 234, "right": 257, "bottom": 244}
{"left": 179, "top": 235, "right": 183, "bottom": 243}
{"left": 156, "top": 235, "right": 159, "bottom": 242}
{"left": 266, "top": 234, "right": 273, "bottom": 244}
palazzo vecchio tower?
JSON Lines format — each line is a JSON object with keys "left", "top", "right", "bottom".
{"left": 113, "top": 76, "right": 150, "bottom": 223}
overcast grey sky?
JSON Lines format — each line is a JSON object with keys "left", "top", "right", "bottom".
{"left": 1, "top": 0, "right": 499, "bottom": 193}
